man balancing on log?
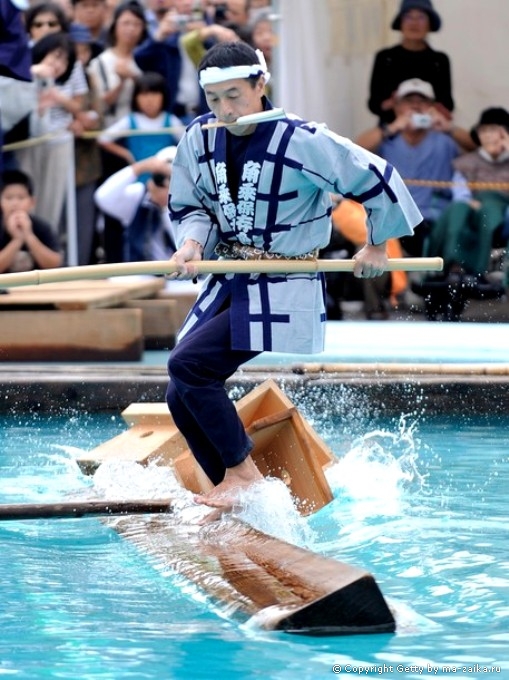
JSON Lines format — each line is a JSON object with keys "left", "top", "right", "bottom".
{"left": 166, "top": 40, "right": 422, "bottom": 518}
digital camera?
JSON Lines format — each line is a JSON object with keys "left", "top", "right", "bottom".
{"left": 152, "top": 172, "right": 168, "bottom": 188}
{"left": 411, "top": 112, "right": 432, "bottom": 129}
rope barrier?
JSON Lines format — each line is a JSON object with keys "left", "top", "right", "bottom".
{"left": 4, "top": 130, "right": 509, "bottom": 191}
{"left": 404, "top": 178, "right": 509, "bottom": 190}
{"left": 1, "top": 126, "right": 184, "bottom": 152}
{"left": 2, "top": 132, "right": 63, "bottom": 152}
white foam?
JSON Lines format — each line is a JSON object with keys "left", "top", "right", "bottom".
{"left": 231, "top": 477, "right": 314, "bottom": 547}
{"left": 92, "top": 460, "right": 189, "bottom": 503}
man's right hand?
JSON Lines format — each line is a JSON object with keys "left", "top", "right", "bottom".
{"left": 168, "top": 239, "right": 203, "bottom": 280}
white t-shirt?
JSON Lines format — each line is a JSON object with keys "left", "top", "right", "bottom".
{"left": 87, "top": 49, "right": 142, "bottom": 126}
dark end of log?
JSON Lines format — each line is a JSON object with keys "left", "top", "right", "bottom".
{"left": 263, "top": 575, "right": 396, "bottom": 636}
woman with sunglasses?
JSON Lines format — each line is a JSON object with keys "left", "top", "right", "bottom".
{"left": 24, "top": 2, "right": 70, "bottom": 45}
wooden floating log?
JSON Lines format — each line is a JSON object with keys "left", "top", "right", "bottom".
{"left": 112, "top": 515, "right": 396, "bottom": 636}
{"left": 76, "top": 379, "right": 335, "bottom": 515}
{"left": 0, "top": 498, "right": 396, "bottom": 635}
{"left": 0, "top": 499, "right": 174, "bottom": 521}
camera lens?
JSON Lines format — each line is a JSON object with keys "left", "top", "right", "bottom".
{"left": 152, "top": 172, "right": 168, "bottom": 187}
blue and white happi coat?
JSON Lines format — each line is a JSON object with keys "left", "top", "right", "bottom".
{"left": 169, "top": 108, "right": 422, "bottom": 354}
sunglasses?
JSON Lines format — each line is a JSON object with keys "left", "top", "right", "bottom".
{"left": 32, "top": 20, "right": 60, "bottom": 28}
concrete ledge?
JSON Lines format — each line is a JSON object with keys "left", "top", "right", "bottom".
{"left": 1, "top": 363, "right": 508, "bottom": 415}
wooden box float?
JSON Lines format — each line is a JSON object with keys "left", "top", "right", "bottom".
{"left": 0, "top": 278, "right": 198, "bottom": 360}
{"left": 77, "top": 379, "right": 335, "bottom": 515}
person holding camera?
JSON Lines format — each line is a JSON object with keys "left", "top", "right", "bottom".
{"left": 356, "top": 78, "right": 472, "bottom": 258}
{"left": 93, "top": 146, "right": 176, "bottom": 262}
{"left": 367, "top": 0, "right": 453, "bottom": 126}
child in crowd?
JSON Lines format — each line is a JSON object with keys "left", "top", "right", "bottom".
{"left": 97, "top": 71, "right": 185, "bottom": 168}
{"left": 427, "top": 107, "right": 509, "bottom": 277}
{"left": 415, "top": 107, "right": 509, "bottom": 321}
{"left": 0, "top": 169, "right": 62, "bottom": 273}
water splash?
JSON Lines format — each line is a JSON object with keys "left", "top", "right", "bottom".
{"left": 231, "top": 477, "right": 314, "bottom": 547}
{"left": 91, "top": 460, "right": 188, "bottom": 503}
{"left": 326, "top": 414, "right": 427, "bottom": 520}
{"left": 89, "top": 462, "right": 313, "bottom": 546}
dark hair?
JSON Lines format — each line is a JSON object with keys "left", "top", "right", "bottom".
{"left": 107, "top": 1, "right": 148, "bottom": 47}
{"left": 25, "top": 2, "right": 70, "bottom": 35}
{"left": 470, "top": 107, "right": 509, "bottom": 146}
{"left": 31, "top": 32, "right": 76, "bottom": 84}
{"left": 199, "top": 40, "right": 261, "bottom": 75}
{"left": 1, "top": 169, "right": 34, "bottom": 196}
{"left": 131, "top": 71, "right": 169, "bottom": 112}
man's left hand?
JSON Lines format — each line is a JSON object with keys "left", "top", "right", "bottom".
{"left": 353, "top": 242, "right": 388, "bottom": 278}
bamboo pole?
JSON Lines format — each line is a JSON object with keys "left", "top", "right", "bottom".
{"left": 0, "top": 499, "right": 175, "bottom": 521}
{"left": 0, "top": 257, "right": 443, "bottom": 289}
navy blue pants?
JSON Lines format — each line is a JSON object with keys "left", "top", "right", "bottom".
{"left": 166, "top": 307, "right": 260, "bottom": 485}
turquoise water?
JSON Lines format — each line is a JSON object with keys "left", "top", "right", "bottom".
{"left": 0, "top": 399, "right": 508, "bottom": 679}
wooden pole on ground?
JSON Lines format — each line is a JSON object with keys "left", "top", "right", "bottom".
{"left": 0, "top": 257, "right": 443, "bottom": 289}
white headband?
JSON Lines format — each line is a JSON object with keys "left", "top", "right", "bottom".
{"left": 199, "top": 49, "right": 271, "bottom": 88}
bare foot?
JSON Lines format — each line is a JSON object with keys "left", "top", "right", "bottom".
{"left": 196, "top": 507, "right": 225, "bottom": 525}
{"left": 194, "top": 456, "right": 263, "bottom": 513}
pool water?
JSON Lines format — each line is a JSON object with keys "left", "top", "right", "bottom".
{"left": 0, "top": 400, "right": 508, "bottom": 679}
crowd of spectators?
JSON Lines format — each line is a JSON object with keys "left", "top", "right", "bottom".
{"left": 348, "top": 0, "right": 509, "bottom": 321}
{"left": 1, "top": 0, "right": 508, "bottom": 322}
{"left": 0, "top": 0, "right": 274, "bottom": 266}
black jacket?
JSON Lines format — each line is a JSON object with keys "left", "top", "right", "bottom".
{"left": 368, "top": 43, "right": 454, "bottom": 124}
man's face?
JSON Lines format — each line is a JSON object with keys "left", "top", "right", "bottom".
{"left": 395, "top": 93, "right": 432, "bottom": 116}
{"left": 148, "top": 176, "right": 170, "bottom": 207}
{"left": 73, "top": 0, "right": 107, "bottom": 31}
{"left": 203, "top": 77, "right": 264, "bottom": 135}
{"left": 225, "top": 0, "right": 248, "bottom": 26}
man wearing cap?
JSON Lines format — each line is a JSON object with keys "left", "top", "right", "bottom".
{"left": 165, "top": 41, "right": 422, "bottom": 516}
{"left": 368, "top": 0, "right": 454, "bottom": 125}
{"left": 357, "top": 78, "right": 473, "bottom": 257}
{"left": 71, "top": 0, "right": 109, "bottom": 50}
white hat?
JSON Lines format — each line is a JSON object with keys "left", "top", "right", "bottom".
{"left": 395, "top": 78, "right": 435, "bottom": 100}
{"left": 156, "top": 146, "right": 178, "bottom": 163}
